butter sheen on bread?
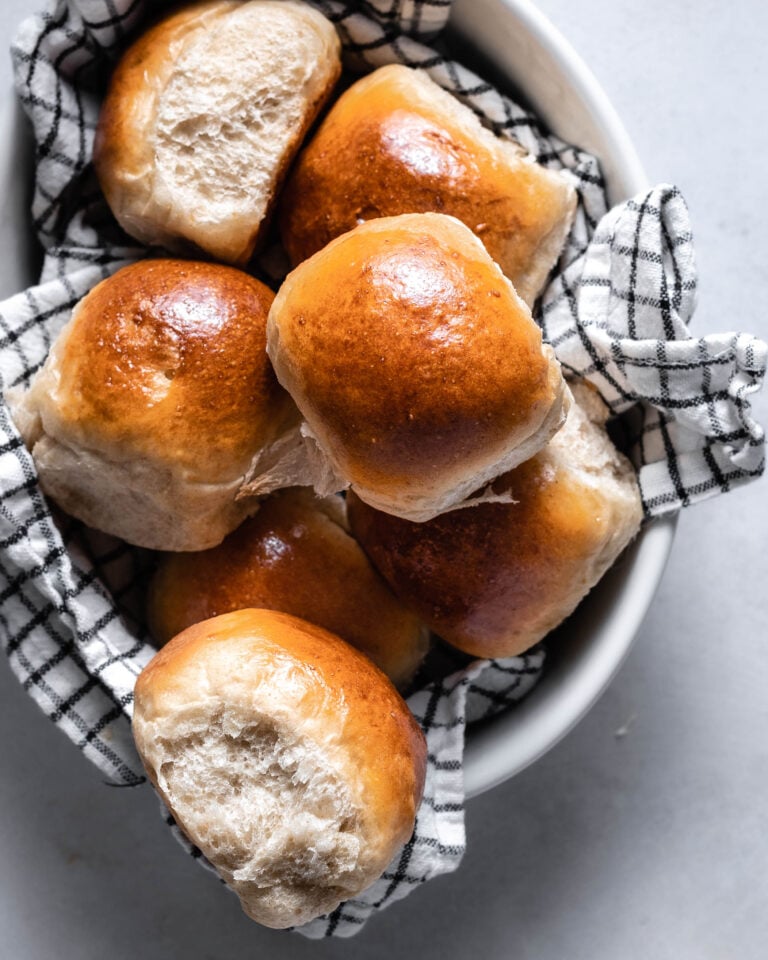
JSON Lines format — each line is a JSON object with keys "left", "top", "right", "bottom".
{"left": 280, "top": 63, "right": 577, "bottom": 305}
{"left": 347, "top": 385, "right": 644, "bottom": 659}
{"left": 147, "top": 488, "right": 429, "bottom": 688}
{"left": 8, "top": 259, "right": 301, "bottom": 551}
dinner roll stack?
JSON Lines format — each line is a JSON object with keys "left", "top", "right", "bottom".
{"left": 94, "top": 0, "right": 341, "bottom": 264}
{"left": 8, "top": 260, "right": 301, "bottom": 552}
{"left": 133, "top": 609, "right": 427, "bottom": 928}
{"left": 148, "top": 488, "right": 429, "bottom": 688}
{"left": 280, "top": 64, "right": 577, "bottom": 305}
{"left": 267, "top": 213, "right": 570, "bottom": 521}
{"left": 348, "top": 385, "right": 644, "bottom": 659}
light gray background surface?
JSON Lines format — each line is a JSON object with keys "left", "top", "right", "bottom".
{"left": 1, "top": 2, "right": 767, "bottom": 958}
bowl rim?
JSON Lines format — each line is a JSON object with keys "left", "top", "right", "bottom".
{"left": 452, "top": 0, "right": 677, "bottom": 798}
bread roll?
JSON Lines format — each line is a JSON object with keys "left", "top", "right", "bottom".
{"left": 8, "top": 259, "right": 300, "bottom": 551}
{"left": 279, "top": 63, "right": 577, "bottom": 305}
{"left": 267, "top": 212, "right": 569, "bottom": 522}
{"left": 347, "top": 385, "right": 644, "bottom": 659}
{"left": 132, "top": 608, "right": 427, "bottom": 928}
{"left": 147, "top": 488, "right": 428, "bottom": 688}
{"left": 94, "top": 0, "right": 341, "bottom": 265}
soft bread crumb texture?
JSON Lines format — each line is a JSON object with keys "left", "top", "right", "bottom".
{"left": 132, "top": 609, "right": 427, "bottom": 928}
{"left": 347, "top": 383, "right": 644, "bottom": 658}
{"left": 279, "top": 63, "right": 577, "bottom": 305}
{"left": 267, "top": 213, "right": 569, "bottom": 522}
{"left": 94, "top": 0, "right": 341, "bottom": 264}
{"left": 147, "top": 487, "right": 429, "bottom": 688}
{"left": 155, "top": 710, "right": 363, "bottom": 925}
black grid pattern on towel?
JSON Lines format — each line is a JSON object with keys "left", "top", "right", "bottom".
{"left": 539, "top": 184, "right": 766, "bottom": 512}
{"left": 1, "top": 0, "right": 765, "bottom": 940}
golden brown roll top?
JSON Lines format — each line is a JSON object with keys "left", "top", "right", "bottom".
{"left": 133, "top": 608, "right": 427, "bottom": 928}
{"left": 94, "top": 0, "right": 341, "bottom": 264}
{"left": 279, "top": 63, "right": 577, "bottom": 305}
{"left": 347, "top": 386, "right": 644, "bottom": 659}
{"left": 267, "top": 213, "right": 569, "bottom": 522}
{"left": 50, "top": 260, "right": 287, "bottom": 478}
{"left": 147, "top": 488, "right": 429, "bottom": 688}
{"left": 8, "top": 259, "right": 300, "bottom": 551}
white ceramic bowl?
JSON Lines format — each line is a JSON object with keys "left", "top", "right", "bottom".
{"left": 0, "top": 0, "right": 676, "bottom": 801}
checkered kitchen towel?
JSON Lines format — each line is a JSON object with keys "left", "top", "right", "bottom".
{"left": 1, "top": 0, "right": 765, "bottom": 939}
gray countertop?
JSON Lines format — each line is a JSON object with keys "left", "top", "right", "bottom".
{"left": 1, "top": 2, "right": 767, "bottom": 958}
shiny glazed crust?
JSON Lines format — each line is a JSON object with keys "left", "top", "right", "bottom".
{"left": 133, "top": 608, "right": 427, "bottom": 927}
{"left": 267, "top": 213, "right": 569, "bottom": 521}
{"left": 279, "top": 63, "right": 577, "bottom": 304}
{"left": 8, "top": 259, "right": 298, "bottom": 550}
{"left": 347, "top": 390, "right": 644, "bottom": 658}
{"left": 147, "top": 488, "right": 429, "bottom": 688}
{"left": 94, "top": 0, "right": 341, "bottom": 264}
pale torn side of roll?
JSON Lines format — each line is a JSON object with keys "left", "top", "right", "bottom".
{"left": 94, "top": 0, "right": 341, "bottom": 265}
{"left": 132, "top": 608, "right": 427, "bottom": 928}
{"left": 147, "top": 487, "right": 430, "bottom": 689}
